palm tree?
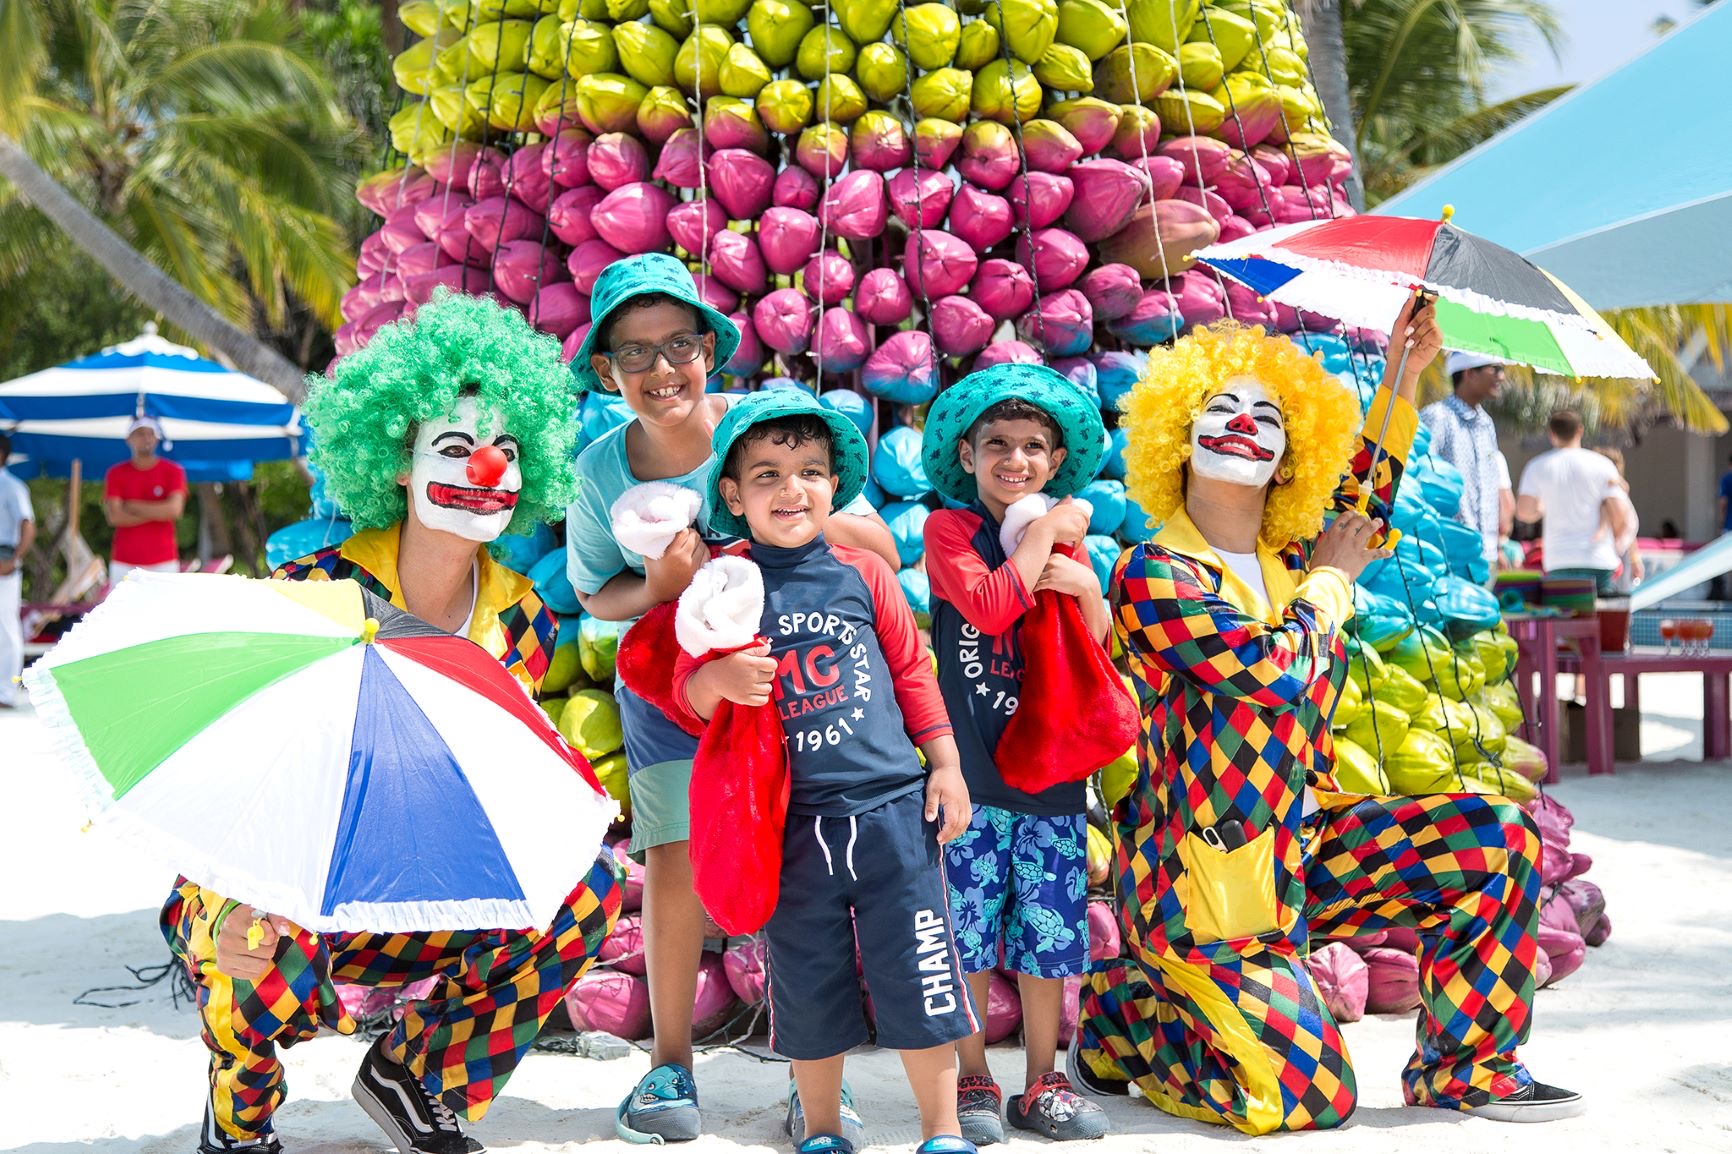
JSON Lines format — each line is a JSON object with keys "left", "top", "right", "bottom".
{"left": 0, "top": 0, "right": 366, "bottom": 400}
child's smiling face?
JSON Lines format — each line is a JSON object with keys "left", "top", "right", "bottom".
{"left": 719, "top": 427, "right": 839, "bottom": 549}
{"left": 959, "top": 416, "right": 1068, "bottom": 518}
{"left": 591, "top": 299, "right": 714, "bottom": 430}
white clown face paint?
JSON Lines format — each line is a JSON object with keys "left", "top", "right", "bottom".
{"left": 408, "top": 396, "right": 522, "bottom": 542}
{"left": 1189, "top": 376, "right": 1287, "bottom": 489}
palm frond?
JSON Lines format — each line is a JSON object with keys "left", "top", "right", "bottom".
{"left": 0, "top": 0, "right": 49, "bottom": 136}
{"left": 1603, "top": 309, "right": 1730, "bottom": 434}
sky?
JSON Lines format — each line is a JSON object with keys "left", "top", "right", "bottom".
{"left": 1488, "top": 0, "right": 1711, "bottom": 99}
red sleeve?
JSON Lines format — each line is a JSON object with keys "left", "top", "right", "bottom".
{"left": 163, "top": 461, "right": 187, "bottom": 495}
{"left": 103, "top": 465, "right": 123, "bottom": 499}
{"left": 669, "top": 646, "right": 711, "bottom": 729}
{"left": 835, "top": 544, "right": 952, "bottom": 747}
{"left": 922, "top": 508, "right": 1034, "bottom": 636}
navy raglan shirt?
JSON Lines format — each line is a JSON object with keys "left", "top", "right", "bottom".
{"left": 924, "top": 502, "right": 1086, "bottom": 817}
{"left": 674, "top": 535, "right": 953, "bottom": 817}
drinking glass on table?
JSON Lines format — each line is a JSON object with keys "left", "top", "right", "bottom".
{"left": 1661, "top": 618, "right": 1678, "bottom": 655}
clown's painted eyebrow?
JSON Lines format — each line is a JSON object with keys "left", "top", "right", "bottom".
{"left": 432, "top": 430, "right": 475, "bottom": 447}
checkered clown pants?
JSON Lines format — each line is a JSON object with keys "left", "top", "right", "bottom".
{"left": 1077, "top": 792, "right": 1543, "bottom": 1134}
{"left": 162, "top": 853, "right": 621, "bottom": 1142}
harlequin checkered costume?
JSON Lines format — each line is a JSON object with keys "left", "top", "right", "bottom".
{"left": 1076, "top": 392, "right": 1545, "bottom": 1133}
{"left": 161, "top": 524, "right": 620, "bottom": 1144}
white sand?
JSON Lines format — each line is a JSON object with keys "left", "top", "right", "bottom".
{"left": 2, "top": 675, "right": 1728, "bottom": 1154}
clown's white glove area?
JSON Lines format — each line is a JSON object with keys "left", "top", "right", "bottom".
{"left": 675, "top": 555, "right": 765, "bottom": 656}
{"left": 998, "top": 494, "right": 1094, "bottom": 558}
{"left": 609, "top": 481, "right": 703, "bottom": 560}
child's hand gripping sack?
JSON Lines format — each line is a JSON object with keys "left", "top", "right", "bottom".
{"left": 994, "top": 494, "right": 1141, "bottom": 793}
{"left": 675, "top": 554, "right": 790, "bottom": 936}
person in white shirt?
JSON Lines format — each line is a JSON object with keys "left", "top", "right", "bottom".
{"left": 1595, "top": 447, "right": 1643, "bottom": 592}
{"left": 0, "top": 433, "right": 35, "bottom": 709}
{"left": 1419, "top": 351, "right": 1506, "bottom": 568}
{"left": 1515, "top": 410, "right": 1625, "bottom": 594}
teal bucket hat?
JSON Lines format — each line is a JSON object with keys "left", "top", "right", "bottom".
{"left": 706, "top": 390, "right": 869, "bottom": 541}
{"left": 569, "top": 253, "right": 741, "bottom": 393}
{"left": 921, "top": 362, "right": 1108, "bottom": 505}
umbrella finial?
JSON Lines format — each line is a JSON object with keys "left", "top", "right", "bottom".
{"left": 1441, "top": 204, "right": 1455, "bottom": 223}
{"left": 362, "top": 618, "right": 380, "bottom": 644}
{"left": 143, "top": 321, "right": 158, "bottom": 337}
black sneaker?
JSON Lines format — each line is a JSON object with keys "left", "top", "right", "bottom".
{"left": 352, "top": 1036, "right": 485, "bottom": 1154}
{"left": 1008, "top": 1072, "right": 1110, "bottom": 1141}
{"left": 956, "top": 1075, "right": 1004, "bottom": 1147}
{"left": 197, "top": 1104, "right": 282, "bottom": 1154}
{"left": 1064, "top": 1036, "right": 1128, "bottom": 1098}
{"left": 1462, "top": 1082, "right": 1585, "bottom": 1123}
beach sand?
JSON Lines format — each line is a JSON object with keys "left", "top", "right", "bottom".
{"left": 2, "top": 675, "right": 1727, "bottom": 1153}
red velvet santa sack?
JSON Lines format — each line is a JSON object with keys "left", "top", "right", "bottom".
{"left": 675, "top": 556, "right": 789, "bottom": 936}
{"left": 993, "top": 497, "right": 1140, "bottom": 793}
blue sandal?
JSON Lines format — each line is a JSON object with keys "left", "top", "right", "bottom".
{"left": 616, "top": 1063, "right": 701, "bottom": 1144}
{"left": 915, "top": 1137, "right": 978, "bottom": 1154}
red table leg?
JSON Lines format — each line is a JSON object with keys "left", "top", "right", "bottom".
{"left": 1705, "top": 673, "right": 1730, "bottom": 761}
{"left": 1538, "top": 621, "right": 1562, "bottom": 783}
{"left": 1580, "top": 633, "right": 1613, "bottom": 775}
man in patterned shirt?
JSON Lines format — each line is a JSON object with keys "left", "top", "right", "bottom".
{"left": 162, "top": 292, "right": 620, "bottom": 1154}
{"left": 1072, "top": 303, "right": 1583, "bottom": 1131}
{"left": 1420, "top": 352, "right": 1507, "bottom": 571}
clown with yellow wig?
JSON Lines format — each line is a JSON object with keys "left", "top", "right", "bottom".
{"left": 1070, "top": 299, "right": 1584, "bottom": 1131}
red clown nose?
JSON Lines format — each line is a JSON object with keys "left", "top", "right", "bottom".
{"left": 466, "top": 444, "right": 509, "bottom": 487}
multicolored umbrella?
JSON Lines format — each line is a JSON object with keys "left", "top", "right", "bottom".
{"left": 24, "top": 572, "right": 615, "bottom": 935}
{"left": 1196, "top": 212, "right": 1657, "bottom": 382}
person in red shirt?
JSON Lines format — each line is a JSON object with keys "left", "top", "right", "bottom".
{"left": 103, "top": 415, "right": 186, "bottom": 579}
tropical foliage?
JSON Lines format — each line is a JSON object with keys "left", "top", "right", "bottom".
{"left": 0, "top": 0, "right": 364, "bottom": 334}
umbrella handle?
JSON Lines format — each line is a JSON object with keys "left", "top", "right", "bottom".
{"left": 247, "top": 918, "right": 265, "bottom": 951}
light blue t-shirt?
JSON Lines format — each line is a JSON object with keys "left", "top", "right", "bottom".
{"left": 0, "top": 469, "right": 33, "bottom": 552}
{"left": 565, "top": 405, "right": 873, "bottom": 617}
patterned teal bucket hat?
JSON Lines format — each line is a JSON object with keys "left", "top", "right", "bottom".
{"left": 570, "top": 253, "right": 740, "bottom": 393}
{"left": 706, "top": 390, "right": 869, "bottom": 540}
{"left": 921, "top": 362, "right": 1108, "bottom": 505}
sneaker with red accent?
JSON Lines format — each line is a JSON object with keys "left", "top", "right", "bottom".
{"left": 1007, "top": 1072, "right": 1109, "bottom": 1141}
{"left": 956, "top": 1076, "right": 1004, "bottom": 1147}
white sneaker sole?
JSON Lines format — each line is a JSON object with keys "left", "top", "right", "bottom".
{"left": 1463, "top": 1094, "right": 1586, "bottom": 1123}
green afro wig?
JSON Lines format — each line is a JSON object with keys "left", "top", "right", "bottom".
{"left": 304, "top": 290, "right": 579, "bottom": 536}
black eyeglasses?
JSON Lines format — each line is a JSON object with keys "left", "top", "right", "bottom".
{"left": 609, "top": 333, "right": 705, "bottom": 374}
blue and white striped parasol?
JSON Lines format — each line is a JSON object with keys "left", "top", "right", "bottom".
{"left": 0, "top": 324, "right": 302, "bottom": 469}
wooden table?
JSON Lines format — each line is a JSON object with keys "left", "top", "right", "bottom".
{"left": 1505, "top": 615, "right": 1603, "bottom": 784}
{"left": 1557, "top": 647, "right": 1732, "bottom": 775}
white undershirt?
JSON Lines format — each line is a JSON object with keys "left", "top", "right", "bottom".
{"left": 455, "top": 559, "right": 479, "bottom": 638}
{"left": 1217, "top": 549, "right": 1269, "bottom": 609}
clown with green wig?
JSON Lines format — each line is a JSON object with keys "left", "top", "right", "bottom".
{"left": 160, "top": 291, "right": 621, "bottom": 1154}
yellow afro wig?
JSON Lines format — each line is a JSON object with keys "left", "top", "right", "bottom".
{"left": 1121, "top": 323, "right": 1364, "bottom": 549}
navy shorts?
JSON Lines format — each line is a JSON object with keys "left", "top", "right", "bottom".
{"left": 764, "top": 790, "right": 981, "bottom": 1060}
{"left": 615, "top": 681, "right": 700, "bottom": 773}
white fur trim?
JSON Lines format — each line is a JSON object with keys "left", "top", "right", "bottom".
{"left": 609, "top": 482, "right": 702, "bottom": 561}
{"left": 997, "top": 495, "right": 1094, "bottom": 556}
{"left": 675, "top": 555, "right": 765, "bottom": 656}
{"left": 998, "top": 495, "right": 1056, "bottom": 558}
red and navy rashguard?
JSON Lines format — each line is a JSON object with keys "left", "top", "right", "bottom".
{"left": 924, "top": 503, "right": 1086, "bottom": 816}
{"left": 674, "top": 535, "right": 952, "bottom": 816}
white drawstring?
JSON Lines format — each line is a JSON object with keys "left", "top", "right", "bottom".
{"left": 844, "top": 816, "right": 859, "bottom": 882}
{"left": 814, "top": 816, "right": 836, "bottom": 877}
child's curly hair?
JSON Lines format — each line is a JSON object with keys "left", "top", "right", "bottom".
{"left": 1121, "top": 323, "right": 1363, "bottom": 548}
{"left": 303, "top": 290, "right": 578, "bottom": 535}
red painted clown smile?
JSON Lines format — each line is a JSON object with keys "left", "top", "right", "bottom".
{"left": 425, "top": 482, "right": 519, "bottom": 514}
{"left": 1197, "top": 434, "right": 1275, "bottom": 462}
